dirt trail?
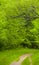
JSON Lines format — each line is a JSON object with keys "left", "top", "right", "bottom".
{"left": 10, "top": 54, "right": 32, "bottom": 65}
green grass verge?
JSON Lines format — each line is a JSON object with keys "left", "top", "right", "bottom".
{"left": 22, "top": 49, "right": 39, "bottom": 65}
{"left": 32, "top": 52, "right": 39, "bottom": 65}
{"left": 0, "top": 48, "right": 39, "bottom": 65}
{"left": 22, "top": 57, "right": 30, "bottom": 65}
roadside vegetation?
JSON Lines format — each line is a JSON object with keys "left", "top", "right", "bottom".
{"left": 0, "top": 48, "right": 39, "bottom": 65}
{"left": 0, "top": 0, "right": 39, "bottom": 50}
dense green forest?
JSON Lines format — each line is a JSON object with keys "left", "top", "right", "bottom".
{"left": 0, "top": 0, "right": 39, "bottom": 50}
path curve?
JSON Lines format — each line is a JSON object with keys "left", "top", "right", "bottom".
{"left": 10, "top": 54, "right": 32, "bottom": 65}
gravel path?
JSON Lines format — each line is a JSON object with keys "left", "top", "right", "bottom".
{"left": 10, "top": 54, "right": 32, "bottom": 65}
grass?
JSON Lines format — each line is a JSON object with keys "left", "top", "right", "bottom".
{"left": 0, "top": 48, "right": 32, "bottom": 65}
{"left": 32, "top": 52, "right": 39, "bottom": 65}
{"left": 22, "top": 50, "right": 39, "bottom": 65}
{"left": 0, "top": 48, "right": 39, "bottom": 65}
{"left": 22, "top": 57, "right": 30, "bottom": 65}
{"left": 22, "top": 49, "right": 39, "bottom": 65}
